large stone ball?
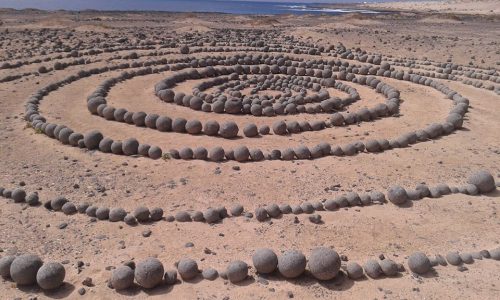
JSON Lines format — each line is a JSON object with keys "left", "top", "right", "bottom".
{"left": 252, "top": 248, "right": 278, "bottom": 274}
{"left": 308, "top": 247, "right": 341, "bottom": 280}
{"left": 387, "top": 186, "right": 408, "bottom": 205}
{"left": 467, "top": 170, "right": 495, "bottom": 193}
{"left": 177, "top": 258, "right": 199, "bottom": 280}
{"left": 0, "top": 255, "right": 15, "bottom": 278}
{"left": 233, "top": 146, "right": 250, "bottom": 162}
{"left": 363, "top": 259, "right": 382, "bottom": 278}
{"left": 243, "top": 124, "right": 259, "bottom": 137}
{"left": 135, "top": 258, "right": 164, "bottom": 289}
{"left": 226, "top": 260, "right": 248, "bottom": 283}
{"left": 408, "top": 252, "right": 431, "bottom": 274}
{"left": 379, "top": 259, "right": 398, "bottom": 276}
{"left": 278, "top": 250, "right": 306, "bottom": 278}
{"left": 36, "top": 262, "right": 65, "bottom": 290}
{"left": 209, "top": 147, "right": 225, "bottom": 162}
{"left": 10, "top": 254, "right": 43, "bottom": 285}
{"left": 203, "top": 208, "right": 220, "bottom": 224}
{"left": 346, "top": 262, "right": 364, "bottom": 279}
{"left": 122, "top": 138, "right": 139, "bottom": 155}
{"left": 83, "top": 130, "right": 103, "bottom": 150}
{"left": 156, "top": 116, "right": 172, "bottom": 132}
{"left": 219, "top": 121, "right": 239, "bottom": 138}
{"left": 185, "top": 119, "right": 203, "bottom": 134}
{"left": 204, "top": 120, "right": 220, "bottom": 136}
{"left": 109, "top": 208, "right": 127, "bottom": 222}
{"left": 272, "top": 121, "right": 287, "bottom": 135}
{"left": 111, "top": 265, "right": 134, "bottom": 290}
{"left": 12, "top": 188, "right": 26, "bottom": 203}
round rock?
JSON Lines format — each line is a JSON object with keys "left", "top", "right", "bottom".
{"left": 134, "top": 258, "right": 164, "bottom": 289}
{"left": 36, "top": 262, "right": 65, "bottom": 290}
{"left": 278, "top": 250, "right": 306, "bottom": 278}
{"left": 252, "top": 248, "right": 278, "bottom": 274}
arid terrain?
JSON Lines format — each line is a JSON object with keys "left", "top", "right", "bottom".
{"left": 0, "top": 2, "right": 499, "bottom": 300}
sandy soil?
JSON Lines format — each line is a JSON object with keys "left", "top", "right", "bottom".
{"left": 0, "top": 6, "right": 499, "bottom": 300}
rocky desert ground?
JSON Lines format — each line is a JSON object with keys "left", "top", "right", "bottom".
{"left": 0, "top": 2, "right": 499, "bottom": 300}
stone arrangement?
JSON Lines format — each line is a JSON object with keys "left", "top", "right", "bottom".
{"left": 18, "top": 26, "right": 497, "bottom": 163}
{"left": 0, "top": 170, "right": 497, "bottom": 228}
{"left": 1, "top": 25, "right": 499, "bottom": 298}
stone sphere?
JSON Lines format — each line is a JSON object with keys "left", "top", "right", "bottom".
{"left": 252, "top": 248, "right": 278, "bottom": 274}
{"left": 209, "top": 147, "right": 225, "bottom": 162}
{"left": 186, "top": 119, "right": 203, "bottom": 134}
{"left": 172, "top": 118, "right": 187, "bottom": 133}
{"left": 139, "top": 144, "right": 151, "bottom": 156}
{"left": 259, "top": 125, "right": 270, "bottom": 135}
{"left": 0, "top": 255, "right": 15, "bottom": 278}
{"left": 179, "top": 147, "right": 193, "bottom": 159}
{"left": 10, "top": 254, "right": 43, "bottom": 285}
{"left": 51, "top": 196, "right": 68, "bottom": 211}
{"left": 445, "top": 251, "right": 462, "bottom": 266}
{"left": 408, "top": 252, "right": 431, "bottom": 274}
{"left": 135, "top": 258, "right": 164, "bottom": 289}
{"left": 96, "top": 207, "right": 110, "bottom": 220}
{"left": 226, "top": 260, "right": 248, "bottom": 283}
{"left": 219, "top": 121, "right": 239, "bottom": 138}
{"left": 191, "top": 211, "right": 204, "bottom": 222}
{"left": 346, "top": 262, "right": 364, "bottom": 279}
{"left": 124, "top": 214, "right": 137, "bottom": 226}
{"left": 83, "top": 130, "right": 103, "bottom": 150}
{"left": 175, "top": 211, "right": 192, "bottom": 222}
{"left": 255, "top": 207, "right": 268, "bottom": 222}
{"left": 177, "top": 258, "right": 199, "bottom": 280}
{"left": 156, "top": 116, "right": 172, "bottom": 132}
{"left": 243, "top": 124, "right": 259, "bottom": 137}
{"left": 134, "top": 206, "right": 150, "bottom": 222}
{"left": 61, "top": 202, "right": 77, "bottom": 215}
{"left": 278, "top": 250, "right": 306, "bottom": 278}
{"left": 85, "top": 206, "right": 98, "bottom": 217}
{"left": 189, "top": 147, "right": 206, "bottom": 160}
{"left": 164, "top": 270, "right": 177, "bottom": 285}
{"left": 150, "top": 207, "right": 164, "bottom": 221}
{"left": 489, "top": 248, "right": 500, "bottom": 260}
{"left": 266, "top": 204, "right": 281, "bottom": 218}
{"left": 330, "top": 113, "right": 344, "bottom": 126}
{"left": 144, "top": 114, "right": 159, "bottom": 129}
{"left": 249, "top": 149, "right": 265, "bottom": 161}
{"left": 308, "top": 247, "right": 341, "bottom": 281}
{"left": 122, "top": 138, "right": 139, "bottom": 155}
{"left": 272, "top": 120, "right": 287, "bottom": 135}
{"left": 111, "top": 141, "right": 123, "bottom": 154}
{"left": 363, "top": 259, "right": 382, "bottom": 278}
{"left": 202, "top": 268, "right": 218, "bottom": 281}
{"left": 387, "top": 186, "right": 408, "bottom": 205}
{"left": 203, "top": 120, "right": 220, "bottom": 136}
{"left": 132, "top": 112, "right": 147, "bottom": 126}
{"left": 294, "top": 145, "right": 311, "bottom": 159}
{"left": 148, "top": 146, "right": 162, "bottom": 159}
{"left": 180, "top": 45, "right": 189, "bottom": 54}
{"left": 230, "top": 204, "right": 244, "bottom": 216}
{"left": 111, "top": 265, "right": 134, "bottom": 290}
{"left": 36, "top": 262, "right": 65, "bottom": 290}
{"left": 12, "top": 188, "right": 26, "bottom": 203}
{"left": 233, "top": 146, "right": 250, "bottom": 162}
{"left": 109, "top": 208, "right": 127, "bottom": 222}
{"left": 203, "top": 208, "right": 220, "bottom": 224}
{"left": 467, "top": 170, "right": 495, "bottom": 193}
{"left": 99, "top": 138, "right": 113, "bottom": 153}
{"left": 379, "top": 259, "right": 398, "bottom": 276}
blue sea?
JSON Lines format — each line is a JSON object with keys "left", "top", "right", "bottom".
{"left": 0, "top": 0, "right": 385, "bottom": 15}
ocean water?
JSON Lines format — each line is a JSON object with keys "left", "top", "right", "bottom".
{"left": 0, "top": 0, "right": 384, "bottom": 15}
